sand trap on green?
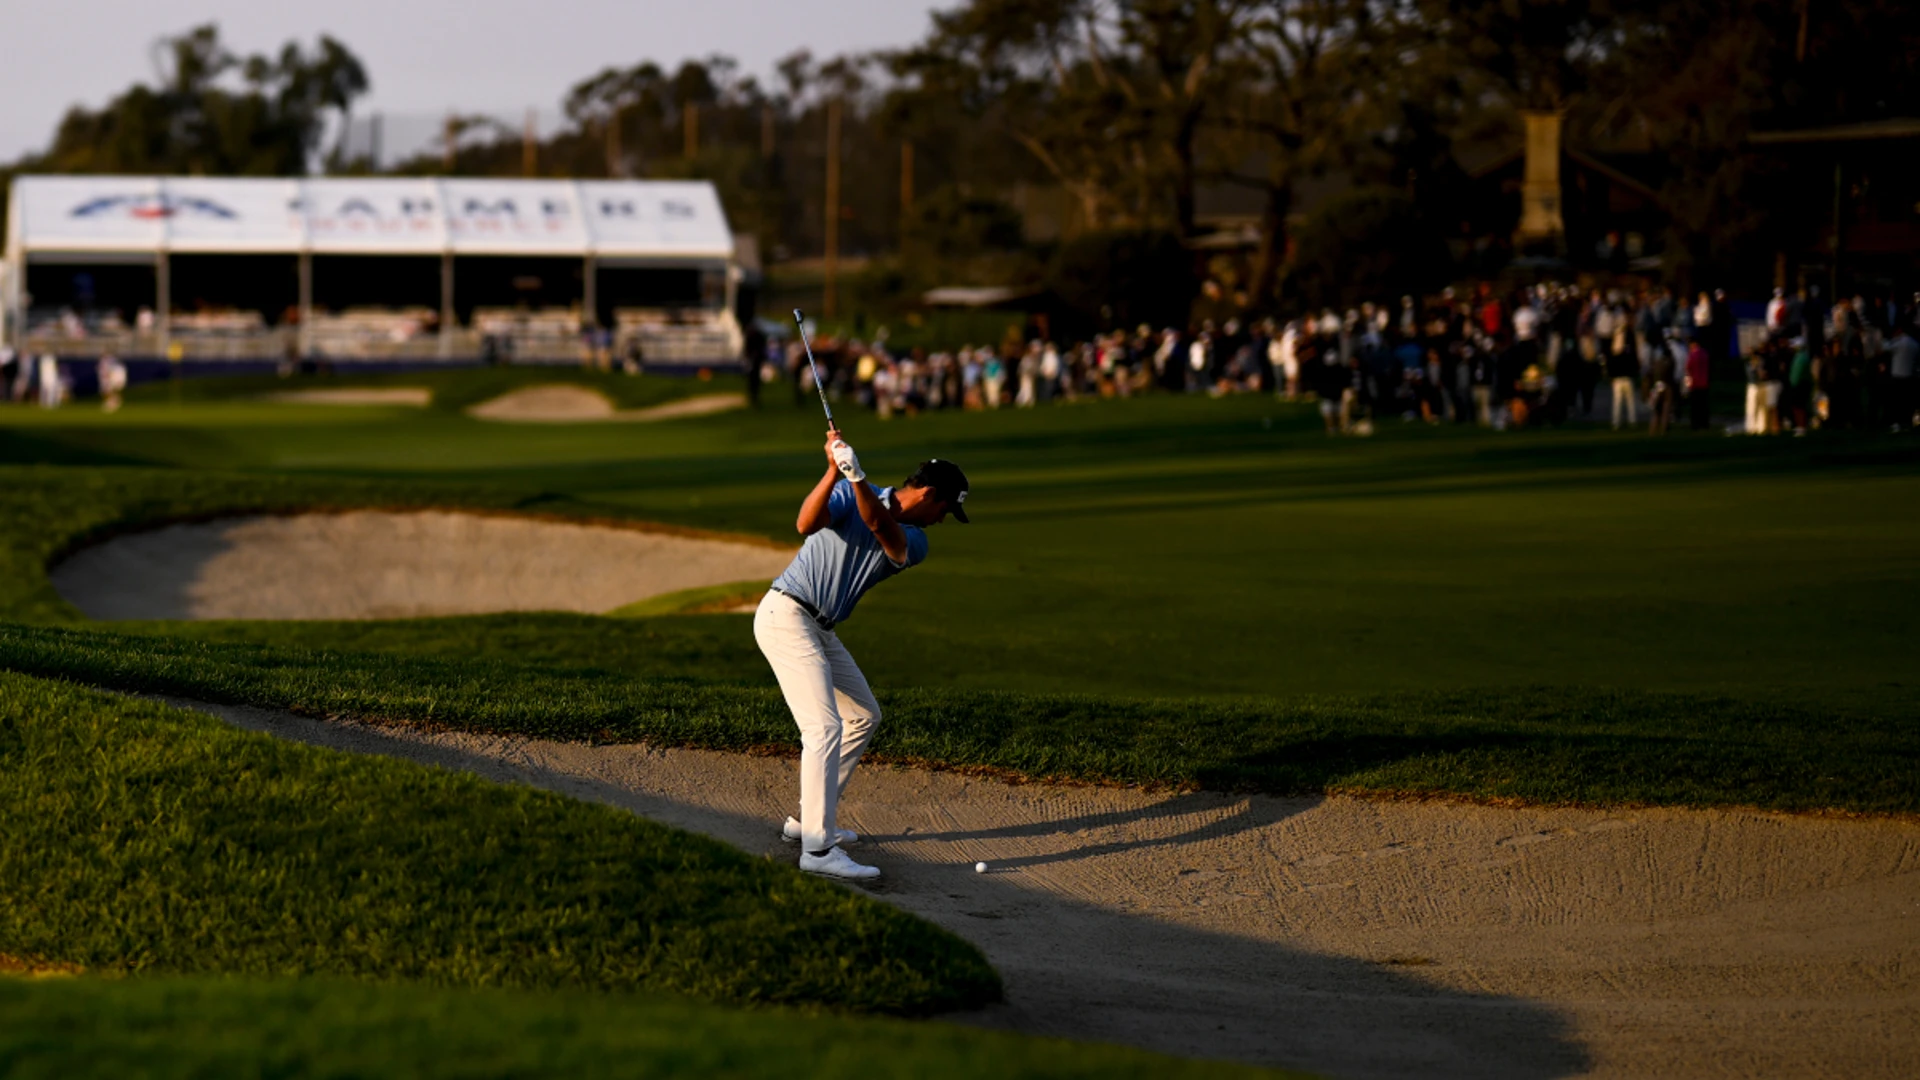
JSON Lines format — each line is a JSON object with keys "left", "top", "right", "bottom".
{"left": 258, "top": 388, "right": 433, "bottom": 406}
{"left": 51, "top": 511, "right": 793, "bottom": 620}
{"left": 466, "top": 385, "right": 746, "bottom": 423}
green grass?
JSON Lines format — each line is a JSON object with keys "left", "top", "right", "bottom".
{"left": 2, "top": 624, "right": 1913, "bottom": 814}
{"left": 4, "top": 388, "right": 1917, "bottom": 706}
{"left": 0, "top": 975, "right": 1283, "bottom": 1079}
{"left": 122, "top": 365, "right": 743, "bottom": 413}
{"left": 608, "top": 580, "right": 770, "bottom": 617}
{"left": 0, "top": 670, "right": 996, "bottom": 1013}
{"left": 0, "top": 374, "right": 1914, "bottom": 812}
{"left": 0, "top": 366, "right": 1907, "bottom": 1072}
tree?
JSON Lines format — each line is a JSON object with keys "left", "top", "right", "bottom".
{"left": 893, "top": 0, "right": 1253, "bottom": 237}
{"left": 1216, "top": 0, "right": 1404, "bottom": 313}
{"left": 23, "top": 24, "right": 367, "bottom": 176}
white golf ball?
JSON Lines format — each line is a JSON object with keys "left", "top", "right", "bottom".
{"left": 974, "top": 861, "right": 988, "bottom": 874}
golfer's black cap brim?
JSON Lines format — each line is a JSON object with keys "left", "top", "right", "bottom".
{"left": 912, "top": 458, "right": 970, "bottom": 523}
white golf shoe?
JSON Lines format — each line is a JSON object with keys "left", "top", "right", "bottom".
{"left": 782, "top": 816, "right": 857, "bottom": 846}
{"left": 799, "top": 846, "right": 880, "bottom": 880}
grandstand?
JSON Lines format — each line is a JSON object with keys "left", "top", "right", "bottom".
{"left": 3, "top": 176, "right": 745, "bottom": 369}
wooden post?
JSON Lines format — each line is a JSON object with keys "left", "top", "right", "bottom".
{"left": 684, "top": 102, "right": 699, "bottom": 160}
{"left": 155, "top": 250, "right": 171, "bottom": 359}
{"left": 823, "top": 98, "right": 841, "bottom": 319}
{"left": 583, "top": 255, "right": 597, "bottom": 328}
{"left": 899, "top": 140, "right": 914, "bottom": 241}
{"left": 523, "top": 109, "right": 538, "bottom": 176}
{"left": 297, "top": 250, "right": 312, "bottom": 359}
{"left": 440, "top": 252, "right": 455, "bottom": 359}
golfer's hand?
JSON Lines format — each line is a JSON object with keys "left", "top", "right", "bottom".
{"left": 827, "top": 432, "right": 865, "bottom": 483}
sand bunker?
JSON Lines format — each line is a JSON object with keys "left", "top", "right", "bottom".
{"left": 466, "top": 385, "right": 746, "bottom": 423}
{"left": 259, "top": 388, "right": 433, "bottom": 407}
{"left": 52, "top": 511, "right": 793, "bottom": 621}
{"left": 179, "top": 696, "right": 1920, "bottom": 1080}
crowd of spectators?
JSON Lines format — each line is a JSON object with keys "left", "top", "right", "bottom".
{"left": 768, "top": 282, "right": 1920, "bottom": 436}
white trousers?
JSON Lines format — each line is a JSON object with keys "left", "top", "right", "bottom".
{"left": 753, "top": 590, "right": 881, "bottom": 853}
{"left": 1611, "top": 376, "right": 1639, "bottom": 428}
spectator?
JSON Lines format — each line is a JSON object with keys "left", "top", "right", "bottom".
{"left": 1785, "top": 338, "right": 1815, "bottom": 434}
{"left": 1645, "top": 338, "right": 1676, "bottom": 436}
{"left": 1888, "top": 324, "right": 1917, "bottom": 432}
{"left": 1684, "top": 336, "right": 1711, "bottom": 431}
{"left": 37, "top": 354, "right": 64, "bottom": 409}
{"left": 97, "top": 354, "right": 127, "bottom": 413}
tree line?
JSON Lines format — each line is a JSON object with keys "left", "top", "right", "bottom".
{"left": 6, "top": 1, "right": 1916, "bottom": 318}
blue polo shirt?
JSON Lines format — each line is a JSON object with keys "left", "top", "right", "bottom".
{"left": 771, "top": 480, "right": 929, "bottom": 626}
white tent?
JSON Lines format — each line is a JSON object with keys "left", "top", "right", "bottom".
{"left": 5, "top": 176, "right": 738, "bottom": 357}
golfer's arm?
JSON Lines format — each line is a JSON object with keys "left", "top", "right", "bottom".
{"left": 795, "top": 466, "right": 840, "bottom": 535}
{"left": 849, "top": 482, "right": 910, "bottom": 564}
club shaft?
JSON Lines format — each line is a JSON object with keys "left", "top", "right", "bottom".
{"left": 792, "top": 309, "right": 836, "bottom": 429}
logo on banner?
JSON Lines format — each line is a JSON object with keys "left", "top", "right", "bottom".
{"left": 70, "top": 194, "right": 238, "bottom": 221}
{"left": 594, "top": 198, "right": 698, "bottom": 221}
{"left": 294, "top": 195, "right": 438, "bottom": 233}
{"left": 452, "top": 196, "right": 571, "bottom": 233}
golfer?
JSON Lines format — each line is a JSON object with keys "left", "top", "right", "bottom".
{"left": 755, "top": 428, "right": 969, "bottom": 880}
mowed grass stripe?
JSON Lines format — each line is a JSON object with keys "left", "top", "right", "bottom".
{"left": 0, "top": 671, "right": 997, "bottom": 1013}
{"left": 0, "top": 975, "right": 1291, "bottom": 1080}
{"left": 3, "top": 625, "right": 1913, "bottom": 815}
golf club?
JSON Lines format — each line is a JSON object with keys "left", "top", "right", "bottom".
{"left": 792, "top": 308, "right": 837, "bottom": 432}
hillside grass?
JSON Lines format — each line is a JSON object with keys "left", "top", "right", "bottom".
{"left": 0, "top": 974, "right": 1284, "bottom": 1080}
{"left": 0, "top": 670, "right": 996, "bottom": 1013}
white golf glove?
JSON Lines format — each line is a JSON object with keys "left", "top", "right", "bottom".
{"left": 831, "top": 439, "right": 866, "bottom": 482}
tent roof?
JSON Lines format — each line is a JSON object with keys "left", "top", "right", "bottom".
{"left": 7, "top": 176, "right": 734, "bottom": 261}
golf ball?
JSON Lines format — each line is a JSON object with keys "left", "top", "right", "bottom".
{"left": 974, "top": 861, "right": 988, "bottom": 874}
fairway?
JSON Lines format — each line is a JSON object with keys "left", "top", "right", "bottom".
{"left": 7, "top": 375, "right": 1916, "bottom": 708}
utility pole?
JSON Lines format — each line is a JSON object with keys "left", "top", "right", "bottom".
{"left": 522, "top": 109, "right": 538, "bottom": 176}
{"left": 684, "top": 102, "right": 699, "bottom": 160}
{"left": 605, "top": 108, "right": 623, "bottom": 178}
{"left": 823, "top": 98, "right": 842, "bottom": 319}
{"left": 1831, "top": 161, "right": 1843, "bottom": 300}
{"left": 899, "top": 140, "right": 914, "bottom": 243}
{"left": 442, "top": 112, "right": 456, "bottom": 172}
{"left": 761, "top": 106, "right": 775, "bottom": 158}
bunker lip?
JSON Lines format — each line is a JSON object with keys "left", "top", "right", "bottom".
{"left": 50, "top": 509, "right": 796, "bottom": 622}
{"left": 465, "top": 385, "right": 747, "bottom": 423}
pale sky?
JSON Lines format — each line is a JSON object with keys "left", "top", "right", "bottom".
{"left": 0, "top": 0, "right": 949, "bottom": 162}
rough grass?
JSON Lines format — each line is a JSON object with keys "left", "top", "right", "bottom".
{"left": 4, "top": 625, "right": 1914, "bottom": 815}
{"left": 0, "top": 670, "right": 998, "bottom": 1013}
{"left": 0, "top": 975, "right": 1286, "bottom": 1080}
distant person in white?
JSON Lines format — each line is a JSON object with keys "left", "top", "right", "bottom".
{"left": 37, "top": 354, "right": 63, "bottom": 408}
{"left": 97, "top": 354, "right": 127, "bottom": 412}
{"left": 756, "top": 431, "right": 969, "bottom": 881}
